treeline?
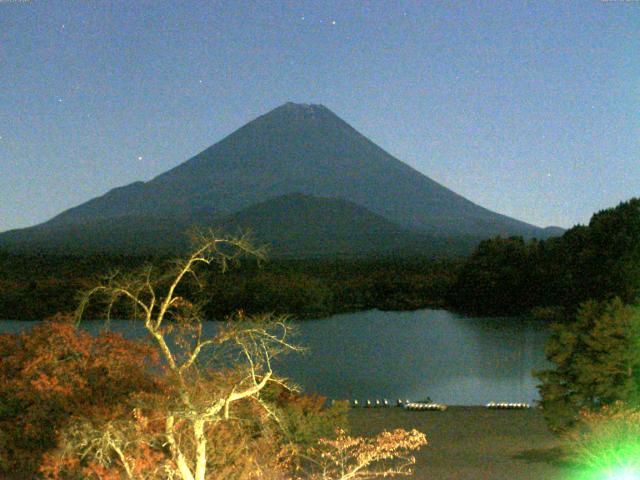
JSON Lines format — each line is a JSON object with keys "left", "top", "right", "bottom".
{"left": 202, "top": 257, "right": 460, "bottom": 318}
{"left": 0, "top": 253, "right": 154, "bottom": 320}
{"left": 0, "top": 252, "right": 460, "bottom": 320}
{"left": 2, "top": 197, "right": 638, "bottom": 321}
{"left": 448, "top": 198, "right": 640, "bottom": 317}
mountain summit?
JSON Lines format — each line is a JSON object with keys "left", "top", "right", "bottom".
{"left": 1, "top": 102, "right": 557, "bottom": 255}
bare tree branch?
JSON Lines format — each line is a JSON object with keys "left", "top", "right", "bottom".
{"left": 74, "top": 229, "right": 298, "bottom": 480}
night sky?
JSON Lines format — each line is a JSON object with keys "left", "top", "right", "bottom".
{"left": 2, "top": 0, "right": 638, "bottom": 233}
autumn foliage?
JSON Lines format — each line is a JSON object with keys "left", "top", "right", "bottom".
{"left": 0, "top": 313, "right": 162, "bottom": 477}
{"left": 303, "top": 428, "right": 428, "bottom": 480}
{"left": 0, "top": 315, "right": 421, "bottom": 480}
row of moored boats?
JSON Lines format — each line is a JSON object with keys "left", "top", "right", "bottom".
{"left": 351, "top": 399, "right": 446, "bottom": 410}
{"left": 485, "top": 402, "right": 531, "bottom": 409}
{"left": 349, "top": 399, "right": 531, "bottom": 411}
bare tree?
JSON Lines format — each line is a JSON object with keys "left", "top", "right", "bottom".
{"left": 75, "top": 230, "right": 301, "bottom": 480}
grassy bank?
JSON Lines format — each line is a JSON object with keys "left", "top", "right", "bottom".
{"left": 348, "top": 406, "right": 576, "bottom": 480}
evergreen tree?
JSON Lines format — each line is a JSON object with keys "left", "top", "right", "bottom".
{"left": 585, "top": 198, "right": 640, "bottom": 304}
{"left": 448, "top": 236, "right": 538, "bottom": 315}
{"left": 535, "top": 298, "right": 640, "bottom": 432}
{"left": 448, "top": 197, "right": 640, "bottom": 316}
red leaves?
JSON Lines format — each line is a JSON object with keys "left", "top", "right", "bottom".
{"left": 0, "top": 313, "right": 163, "bottom": 477}
{"left": 30, "top": 372, "right": 72, "bottom": 396}
{"left": 39, "top": 454, "right": 81, "bottom": 480}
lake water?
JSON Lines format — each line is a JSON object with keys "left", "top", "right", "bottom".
{"left": 0, "top": 309, "right": 551, "bottom": 406}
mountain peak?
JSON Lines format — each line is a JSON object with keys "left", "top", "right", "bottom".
{"left": 280, "top": 101, "right": 328, "bottom": 110}
{"left": 226, "top": 102, "right": 349, "bottom": 144}
{"left": 264, "top": 102, "right": 334, "bottom": 122}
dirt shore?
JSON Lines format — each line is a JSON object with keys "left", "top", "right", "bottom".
{"left": 348, "top": 406, "right": 575, "bottom": 480}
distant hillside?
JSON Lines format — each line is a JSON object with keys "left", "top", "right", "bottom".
{"left": 0, "top": 194, "right": 479, "bottom": 257}
{"left": 217, "top": 194, "right": 480, "bottom": 258}
{"left": 541, "top": 226, "right": 566, "bottom": 237}
{"left": 0, "top": 102, "right": 561, "bottom": 255}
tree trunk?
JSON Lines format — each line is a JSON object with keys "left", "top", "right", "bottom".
{"left": 194, "top": 418, "right": 208, "bottom": 480}
{"left": 166, "top": 415, "right": 196, "bottom": 480}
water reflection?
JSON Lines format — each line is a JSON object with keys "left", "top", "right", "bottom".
{"left": 266, "top": 310, "right": 550, "bottom": 405}
{"left": 0, "top": 309, "right": 551, "bottom": 405}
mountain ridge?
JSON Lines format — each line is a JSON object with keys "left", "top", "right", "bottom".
{"left": 0, "top": 193, "right": 480, "bottom": 257}
{"left": 0, "top": 102, "right": 562, "bottom": 255}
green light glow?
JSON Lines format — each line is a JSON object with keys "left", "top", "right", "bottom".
{"left": 604, "top": 467, "right": 640, "bottom": 480}
{"left": 566, "top": 403, "right": 640, "bottom": 480}
{"left": 569, "top": 446, "right": 640, "bottom": 480}
{"left": 573, "top": 460, "right": 640, "bottom": 480}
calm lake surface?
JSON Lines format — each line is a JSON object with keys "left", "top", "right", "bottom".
{"left": 0, "top": 309, "right": 551, "bottom": 406}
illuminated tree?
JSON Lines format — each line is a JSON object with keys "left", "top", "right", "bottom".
{"left": 70, "top": 231, "right": 301, "bottom": 480}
